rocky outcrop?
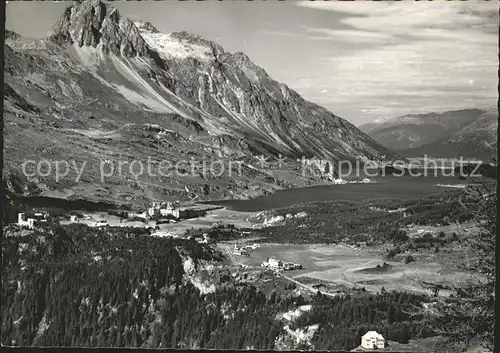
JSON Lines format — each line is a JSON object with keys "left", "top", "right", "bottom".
{"left": 50, "top": 0, "right": 165, "bottom": 68}
{"left": 4, "top": 83, "right": 40, "bottom": 113}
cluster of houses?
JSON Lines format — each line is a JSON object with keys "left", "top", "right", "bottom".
{"left": 261, "top": 257, "right": 302, "bottom": 271}
{"left": 17, "top": 212, "right": 49, "bottom": 229}
{"left": 101, "top": 202, "right": 194, "bottom": 224}
{"left": 67, "top": 215, "right": 111, "bottom": 228}
{"left": 16, "top": 201, "right": 206, "bottom": 232}
{"left": 233, "top": 243, "right": 259, "bottom": 256}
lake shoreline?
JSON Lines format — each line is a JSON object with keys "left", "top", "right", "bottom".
{"left": 200, "top": 174, "right": 469, "bottom": 212}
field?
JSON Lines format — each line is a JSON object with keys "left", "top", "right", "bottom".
{"left": 160, "top": 207, "right": 254, "bottom": 233}
{"left": 218, "top": 241, "right": 481, "bottom": 297}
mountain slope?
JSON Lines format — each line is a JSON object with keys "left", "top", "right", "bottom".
{"left": 359, "top": 109, "right": 495, "bottom": 158}
{"left": 401, "top": 109, "right": 497, "bottom": 160}
{"left": 4, "top": 0, "right": 397, "bottom": 205}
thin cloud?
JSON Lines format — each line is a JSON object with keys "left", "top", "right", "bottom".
{"left": 293, "top": 1, "right": 498, "bottom": 124}
{"left": 260, "top": 28, "right": 335, "bottom": 41}
{"left": 300, "top": 26, "right": 396, "bottom": 44}
{"left": 260, "top": 29, "right": 305, "bottom": 39}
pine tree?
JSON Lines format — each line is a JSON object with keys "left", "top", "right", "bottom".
{"left": 386, "top": 306, "right": 395, "bottom": 324}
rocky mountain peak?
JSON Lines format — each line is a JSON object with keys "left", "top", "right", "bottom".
{"left": 50, "top": 0, "right": 154, "bottom": 59}
{"left": 220, "top": 51, "right": 269, "bottom": 82}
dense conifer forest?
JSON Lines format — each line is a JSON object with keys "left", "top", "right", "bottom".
{"left": 1, "top": 223, "right": 433, "bottom": 349}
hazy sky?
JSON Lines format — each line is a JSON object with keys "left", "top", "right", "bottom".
{"left": 5, "top": 1, "right": 498, "bottom": 126}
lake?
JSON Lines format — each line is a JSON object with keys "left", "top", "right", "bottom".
{"left": 205, "top": 174, "right": 467, "bottom": 212}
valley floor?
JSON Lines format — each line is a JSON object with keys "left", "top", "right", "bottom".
{"left": 216, "top": 238, "right": 480, "bottom": 298}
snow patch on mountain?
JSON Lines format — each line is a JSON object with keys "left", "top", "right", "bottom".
{"left": 133, "top": 21, "right": 160, "bottom": 34}
{"left": 140, "top": 32, "right": 214, "bottom": 61}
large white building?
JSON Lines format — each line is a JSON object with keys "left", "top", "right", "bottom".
{"left": 18, "top": 213, "right": 35, "bottom": 229}
{"left": 261, "top": 258, "right": 282, "bottom": 269}
{"left": 361, "top": 331, "right": 386, "bottom": 349}
{"left": 261, "top": 257, "right": 301, "bottom": 271}
{"left": 148, "top": 202, "right": 181, "bottom": 219}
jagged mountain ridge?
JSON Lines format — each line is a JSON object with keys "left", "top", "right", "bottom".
{"left": 48, "top": 0, "right": 395, "bottom": 160}
{"left": 359, "top": 109, "right": 495, "bottom": 157}
{"left": 4, "top": 0, "right": 397, "bottom": 204}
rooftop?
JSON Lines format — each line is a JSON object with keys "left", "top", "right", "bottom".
{"left": 362, "top": 331, "right": 384, "bottom": 340}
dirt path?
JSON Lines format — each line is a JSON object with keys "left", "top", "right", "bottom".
{"left": 224, "top": 245, "right": 242, "bottom": 266}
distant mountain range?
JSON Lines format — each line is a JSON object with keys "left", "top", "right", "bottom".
{"left": 359, "top": 109, "right": 497, "bottom": 160}
{"left": 3, "top": 0, "right": 396, "bottom": 205}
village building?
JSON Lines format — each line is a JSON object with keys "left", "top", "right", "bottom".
{"left": 196, "top": 233, "right": 210, "bottom": 244}
{"left": 233, "top": 243, "right": 249, "bottom": 256}
{"left": 147, "top": 202, "right": 161, "bottom": 217}
{"left": 95, "top": 220, "right": 108, "bottom": 227}
{"left": 262, "top": 258, "right": 282, "bottom": 269}
{"left": 129, "top": 211, "right": 149, "bottom": 220}
{"left": 18, "top": 213, "right": 35, "bottom": 229}
{"left": 234, "top": 249, "right": 249, "bottom": 256}
{"left": 261, "top": 257, "right": 302, "bottom": 270}
{"left": 361, "top": 331, "right": 386, "bottom": 349}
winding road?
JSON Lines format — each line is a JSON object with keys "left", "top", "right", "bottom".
{"left": 281, "top": 273, "right": 338, "bottom": 298}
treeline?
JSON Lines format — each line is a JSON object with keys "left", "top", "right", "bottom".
{"left": 1, "top": 223, "right": 298, "bottom": 349}
{"left": 386, "top": 231, "right": 457, "bottom": 260}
